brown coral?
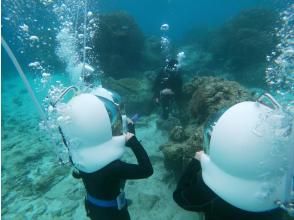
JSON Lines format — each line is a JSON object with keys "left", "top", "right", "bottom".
{"left": 187, "top": 76, "right": 253, "bottom": 124}
{"left": 160, "top": 76, "right": 254, "bottom": 174}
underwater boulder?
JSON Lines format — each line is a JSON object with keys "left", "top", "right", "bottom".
{"left": 177, "top": 44, "right": 213, "bottom": 76}
{"left": 92, "top": 12, "right": 145, "bottom": 78}
{"left": 156, "top": 116, "right": 182, "bottom": 132}
{"left": 187, "top": 76, "right": 253, "bottom": 124}
{"left": 102, "top": 76, "right": 153, "bottom": 115}
{"left": 169, "top": 126, "right": 187, "bottom": 142}
{"left": 160, "top": 76, "right": 254, "bottom": 175}
{"left": 160, "top": 125, "right": 203, "bottom": 174}
{"left": 160, "top": 142, "right": 184, "bottom": 173}
{"left": 141, "top": 36, "right": 162, "bottom": 70}
{"left": 207, "top": 8, "right": 280, "bottom": 87}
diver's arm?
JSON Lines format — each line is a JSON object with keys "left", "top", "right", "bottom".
{"left": 117, "top": 136, "right": 153, "bottom": 179}
{"left": 173, "top": 158, "right": 215, "bottom": 212}
{"left": 175, "top": 158, "right": 201, "bottom": 191}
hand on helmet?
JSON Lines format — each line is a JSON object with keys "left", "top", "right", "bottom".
{"left": 127, "top": 117, "right": 136, "bottom": 134}
{"left": 194, "top": 150, "right": 204, "bottom": 161}
{"left": 125, "top": 132, "right": 135, "bottom": 147}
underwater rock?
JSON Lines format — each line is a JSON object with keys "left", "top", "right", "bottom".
{"left": 13, "top": 97, "right": 23, "bottom": 107}
{"left": 160, "top": 143, "right": 184, "bottom": 173}
{"left": 143, "top": 70, "right": 158, "bottom": 82}
{"left": 66, "top": 186, "right": 85, "bottom": 201}
{"left": 156, "top": 116, "right": 182, "bottom": 131}
{"left": 160, "top": 125, "right": 203, "bottom": 173}
{"left": 92, "top": 12, "right": 144, "bottom": 78}
{"left": 103, "top": 76, "right": 153, "bottom": 115}
{"left": 141, "top": 36, "right": 162, "bottom": 70}
{"left": 32, "top": 203, "right": 47, "bottom": 216}
{"left": 186, "top": 76, "right": 253, "bottom": 124}
{"left": 207, "top": 8, "right": 280, "bottom": 86}
{"left": 177, "top": 45, "right": 213, "bottom": 76}
{"left": 138, "top": 192, "right": 160, "bottom": 210}
{"left": 160, "top": 76, "right": 253, "bottom": 174}
{"left": 33, "top": 166, "right": 69, "bottom": 194}
{"left": 170, "top": 126, "right": 187, "bottom": 142}
{"left": 60, "top": 202, "right": 80, "bottom": 216}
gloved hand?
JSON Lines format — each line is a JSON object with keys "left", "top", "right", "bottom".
{"left": 72, "top": 169, "right": 81, "bottom": 179}
{"left": 194, "top": 150, "right": 204, "bottom": 161}
{"left": 125, "top": 132, "right": 135, "bottom": 147}
{"left": 127, "top": 118, "right": 136, "bottom": 135}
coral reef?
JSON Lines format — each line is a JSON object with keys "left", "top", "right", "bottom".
{"left": 176, "top": 44, "right": 213, "bottom": 77}
{"left": 160, "top": 124, "right": 203, "bottom": 174}
{"left": 208, "top": 9, "right": 280, "bottom": 86}
{"left": 181, "top": 9, "right": 280, "bottom": 87}
{"left": 187, "top": 76, "right": 254, "bottom": 124}
{"left": 92, "top": 12, "right": 145, "bottom": 78}
{"left": 141, "top": 36, "right": 162, "bottom": 70}
{"left": 102, "top": 76, "right": 153, "bottom": 115}
{"left": 159, "top": 76, "right": 254, "bottom": 174}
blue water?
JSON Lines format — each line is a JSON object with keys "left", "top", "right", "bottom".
{"left": 1, "top": 0, "right": 293, "bottom": 219}
{"left": 97, "top": 0, "right": 286, "bottom": 39}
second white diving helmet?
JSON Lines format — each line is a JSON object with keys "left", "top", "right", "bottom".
{"left": 201, "top": 93, "right": 294, "bottom": 213}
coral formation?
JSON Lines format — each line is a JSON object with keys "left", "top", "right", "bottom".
{"left": 92, "top": 12, "right": 144, "bottom": 78}
{"left": 180, "top": 9, "right": 280, "bottom": 87}
{"left": 160, "top": 124, "right": 203, "bottom": 174}
{"left": 160, "top": 76, "right": 254, "bottom": 174}
{"left": 187, "top": 76, "right": 254, "bottom": 124}
{"left": 208, "top": 9, "right": 280, "bottom": 86}
{"left": 141, "top": 36, "right": 162, "bottom": 70}
{"left": 170, "top": 126, "right": 187, "bottom": 142}
{"left": 102, "top": 76, "right": 153, "bottom": 115}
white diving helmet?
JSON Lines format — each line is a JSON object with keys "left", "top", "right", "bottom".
{"left": 201, "top": 93, "right": 294, "bottom": 214}
{"left": 55, "top": 86, "right": 127, "bottom": 173}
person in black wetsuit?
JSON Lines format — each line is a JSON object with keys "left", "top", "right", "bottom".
{"left": 57, "top": 89, "right": 153, "bottom": 220}
{"left": 153, "top": 59, "right": 183, "bottom": 119}
{"left": 173, "top": 151, "right": 284, "bottom": 220}
{"left": 75, "top": 131, "right": 153, "bottom": 220}
{"left": 173, "top": 96, "right": 294, "bottom": 220}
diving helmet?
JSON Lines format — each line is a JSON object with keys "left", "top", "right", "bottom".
{"left": 200, "top": 93, "right": 294, "bottom": 213}
{"left": 56, "top": 87, "right": 126, "bottom": 173}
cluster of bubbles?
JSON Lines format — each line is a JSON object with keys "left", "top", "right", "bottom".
{"left": 176, "top": 51, "right": 186, "bottom": 69}
{"left": 2, "top": 0, "right": 58, "bottom": 88}
{"left": 160, "top": 23, "right": 186, "bottom": 70}
{"left": 42, "top": 80, "right": 74, "bottom": 164}
{"left": 53, "top": 0, "right": 99, "bottom": 85}
{"left": 265, "top": 3, "right": 294, "bottom": 107}
{"left": 43, "top": 0, "right": 98, "bottom": 144}
{"left": 160, "top": 23, "right": 171, "bottom": 62}
{"left": 42, "top": 0, "right": 103, "bottom": 163}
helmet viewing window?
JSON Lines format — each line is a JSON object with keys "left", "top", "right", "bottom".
{"left": 203, "top": 109, "right": 227, "bottom": 154}
{"left": 95, "top": 96, "right": 124, "bottom": 136}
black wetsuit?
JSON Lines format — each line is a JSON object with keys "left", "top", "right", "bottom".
{"left": 78, "top": 136, "right": 153, "bottom": 220}
{"left": 173, "top": 158, "right": 283, "bottom": 220}
{"left": 153, "top": 69, "right": 183, "bottom": 119}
